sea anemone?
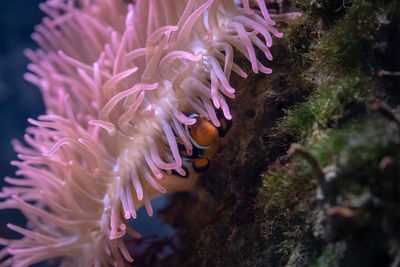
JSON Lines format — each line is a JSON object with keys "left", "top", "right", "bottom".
{"left": 0, "top": 0, "right": 300, "bottom": 265}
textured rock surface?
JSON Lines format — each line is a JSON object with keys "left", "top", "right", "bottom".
{"left": 157, "top": 0, "right": 400, "bottom": 266}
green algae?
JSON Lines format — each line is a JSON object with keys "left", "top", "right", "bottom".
{"left": 312, "top": 0, "right": 382, "bottom": 75}
{"left": 277, "top": 76, "right": 368, "bottom": 139}
{"left": 258, "top": 0, "right": 400, "bottom": 265}
{"left": 309, "top": 243, "right": 343, "bottom": 267}
{"left": 259, "top": 158, "right": 314, "bottom": 208}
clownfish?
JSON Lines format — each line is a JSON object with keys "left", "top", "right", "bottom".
{"left": 176, "top": 111, "right": 232, "bottom": 177}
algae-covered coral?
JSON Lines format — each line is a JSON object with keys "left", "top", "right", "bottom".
{"left": 157, "top": 0, "right": 400, "bottom": 266}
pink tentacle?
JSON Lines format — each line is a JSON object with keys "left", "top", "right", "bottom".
{"left": 173, "top": 108, "right": 196, "bottom": 125}
{"left": 130, "top": 169, "right": 143, "bottom": 201}
{"left": 162, "top": 120, "right": 182, "bottom": 168}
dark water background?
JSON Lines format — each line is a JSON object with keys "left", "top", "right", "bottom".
{"left": 0, "top": 0, "right": 45, "bottom": 240}
{"left": 0, "top": 2, "right": 175, "bottom": 266}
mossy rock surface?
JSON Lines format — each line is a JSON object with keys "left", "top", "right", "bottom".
{"left": 157, "top": 0, "right": 400, "bottom": 266}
